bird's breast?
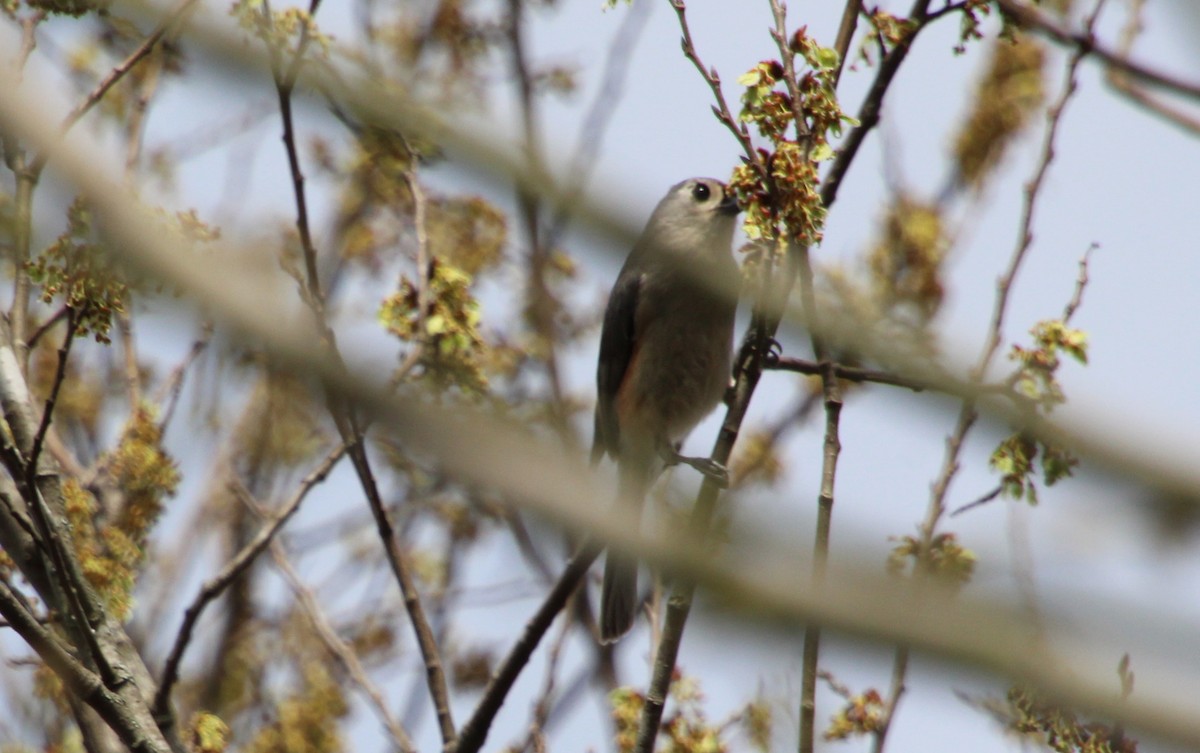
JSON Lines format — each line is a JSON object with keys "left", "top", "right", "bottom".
{"left": 617, "top": 278, "right": 735, "bottom": 446}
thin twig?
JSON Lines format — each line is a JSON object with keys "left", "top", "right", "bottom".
{"left": 392, "top": 162, "right": 430, "bottom": 383}
{"left": 27, "top": 0, "right": 200, "bottom": 178}
{"left": 265, "top": 0, "right": 457, "bottom": 741}
{"left": 996, "top": 0, "right": 1200, "bottom": 102}
{"left": 13, "top": 10, "right": 47, "bottom": 74}
{"left": 874, "top": 6, "right": 1104, "bottom": 750}
{"left": 1106, "top": 0, "right": 1200, "bottom": 135}
{"left": 831, "top": 0, "right": 862, "bottom": 86}
{"left": 1062, "top": 244, "right": 1094, "bottom": 324}
{"left": 349, "top": 444, "right": 458, "bottom": 746}
{"left": 515, "top": 609, "right": 574, "bottom": 753}
{"left": 667, "top": 0, "right": 765, "bottom": 176}
{"left": 123, "top": 45, "right": 165, "bottom": 177}
{"left": 507, "top": 0, "right": 569, "bottom": 433}
{"left": 28, "top": 310, "right": 77, "bottom": 486}
{"left": 153, "top": 443, "right": 347, "bottom": 718}
{"left": 821, "top": 0, "right": 934, "bottom": 210}
{"left": 452, "top": 540, "right": 602, "bottom": 753}
{"left": 949, "top": 485, "right": 1003, "bottom": 518}
{"left": 154, "top": 324, "right": 212, "bottom": 433}
{"left": 117, "top": 312, "right": 141, "bottom": 410}
{"left": 766, "top": 355, "right": 1035, "bottom": 404}
{"left": 269, "top": 0, "right": 325, "bottom": 308}
{"left": 26, "top": 307, "right": 69, "bottom": 351}
{"left": 252, "top": 502, "right": 416, "bottom": 753}
{"left": 1108, "top": 76, "right": 1200, "bottom": 136}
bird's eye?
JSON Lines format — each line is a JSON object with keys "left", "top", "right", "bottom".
{"left": 691, "top": 183, "right": 711, "bottom": 202}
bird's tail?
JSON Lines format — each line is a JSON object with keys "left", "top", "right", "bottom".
{"left": 599, "top": 457, "right": 652, "bottom": 643}
{"left": 600, "top": 552, "right": 638, "bottom": 643}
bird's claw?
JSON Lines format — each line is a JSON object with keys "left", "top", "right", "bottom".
{"left": 677, "top": 456, "right": 730, "bottom": 488}
{"left": 660, "top": 446, "right": 731, "bottom": 488}
{"left": 762, "top": 336, "right": 783, "bottom": 366}
{"left": 693, "top": 458, "right": 731, "bottom": 488}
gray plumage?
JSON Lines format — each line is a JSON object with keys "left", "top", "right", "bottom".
{"left": 591, "top": 177, "right": 740, "bottom": 643}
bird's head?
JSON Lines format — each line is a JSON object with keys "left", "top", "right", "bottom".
{"left": 639, "top": 177, "right": 740, "bottom": 260}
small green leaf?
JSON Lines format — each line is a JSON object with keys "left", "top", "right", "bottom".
{"left": 810, "top": 143, "right": 834, "bottom": 162}
{"left": 814, "top": 46, "right": 840, "bottom": 70}
{"left": 737, "top": 69, "right": 763, "bottom": 87}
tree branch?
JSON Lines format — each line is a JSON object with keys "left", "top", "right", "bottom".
{"left": 266, "top": 1, "right": 457, "bottom": 741}
{"left": 251, "top": 493, "right": 417, "bottom": 753}
{"left": 996, "top": 0, "right": 1200, "bottom": 103}
{"left": 153, "top": 442, "right": 347, "bottom": 719}
{"left": 0, "top": 575, "right": 173, "bottom": 753}
{"left": 667, "top": 0, "right": 765, "bottom": 177}
{"left": 821, "top": 0, "right": 935, "bottom": 210}
{"left": 28, "top": 309, "right": 77, "bottom": 480}
{"left": 27, "top": 0, "right": 200, "bottom": 178}
{"left": 831, "top": 0, "right": 862, "bottom": 86}
{"left": 874, "top": 4, "right": 1104, "bottom": 748}
{"left": 452, "top": 540, "right": 602, "bottom": 753}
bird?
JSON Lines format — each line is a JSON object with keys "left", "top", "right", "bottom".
{"left": 591, "top": 177, "right": 741, "bottom": 643}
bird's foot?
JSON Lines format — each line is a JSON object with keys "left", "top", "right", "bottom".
{"left": 661, "top": 446, "right": 730, "bottom": 488}
{"left": 761, "top": 336, "right": 783, "bottom": 366}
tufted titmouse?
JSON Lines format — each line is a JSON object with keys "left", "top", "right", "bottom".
{"left": 591, "top": 177, "right": 740, "bottom": 643}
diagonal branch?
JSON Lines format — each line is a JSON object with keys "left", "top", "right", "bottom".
{"left": 263, "top": 0, "right": 457, "bottom": 742}
{"left": 831, "top": 0, "right": 862, "bottom": 85}
{"left": 28, "top": 308, "right": 77, "bottom": 480}
{"left": 27, "top": 0, "right": 201, "bottom": 178}
{"left": 1104, "top": 0, "right": 1200, "bottom": 136}
{"left": 453, "top": 539, "right": 601, "bottom": 753}
{"left": 268, "top": 0, "right": 326, "bottom": 306}
{"left": 248, "top": 492, "right": 417, "bottom": 753}
{"left": 153, "top": 442, "right": 348, "bottom": 719}
{"left": 873, "top": 5, "right": 1105, "bottom": 750}
{"left": 347, "top": 444, "right": 458, "bottom": 745}
{"left": 821, "top": 0, "right": 933, "bottom": 210}
{"left": 996, "top": 0, "right": 1200, "bottom": 103}
{"left": 668, "top": 0, "right": 765, "bottom": 177}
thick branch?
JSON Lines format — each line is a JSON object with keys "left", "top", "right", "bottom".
{"left": 822, "top": 0, "right": 934, "bottom": 209}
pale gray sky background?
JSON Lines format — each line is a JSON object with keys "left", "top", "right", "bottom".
{"left": 3, "top": 0, "right": 1200, "bottom": 751}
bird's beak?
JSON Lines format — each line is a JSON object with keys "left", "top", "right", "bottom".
{"left": 717, "top": 189, "right": 740, "bottom": 216}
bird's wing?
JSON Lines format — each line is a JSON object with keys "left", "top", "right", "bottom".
{"left": 591, "top": 270, "right": 642, "bottom": 465}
